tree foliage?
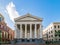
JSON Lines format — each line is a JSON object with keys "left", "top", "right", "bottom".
{"left": 55, "top": 30, "right": 60, "bottom": 36}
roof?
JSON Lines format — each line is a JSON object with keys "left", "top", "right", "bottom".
{"left": 14, "top": 13, "right": 43, "bottom": 22}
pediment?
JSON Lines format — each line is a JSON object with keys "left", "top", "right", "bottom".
{"left": 20, "top": 17, "right": 38, "bottom": 20}
{"left": 14, "top": 13, "right": 43, "bottom": 22}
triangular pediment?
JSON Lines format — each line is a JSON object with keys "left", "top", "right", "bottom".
{"left": 14, "top": 13, "right": 43, "bottom": 22}
{"left": 20, "top": 17, "right": 38, "bottom": 20}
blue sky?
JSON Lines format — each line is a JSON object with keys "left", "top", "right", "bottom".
{"left": 0, "top": 0, "right": 60, "bottom": 30}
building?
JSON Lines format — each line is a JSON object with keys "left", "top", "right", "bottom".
{"left": 43, "top": 22, "right": 60, "bottom": 41}
{"left": 14, "top": 13, "right": 44, "bottom": 44}
{"left": 8, "top": 26, "right": 15, "bottom": 41}
{"left": 0, "top": 13, "right": 14, "bottom": 43}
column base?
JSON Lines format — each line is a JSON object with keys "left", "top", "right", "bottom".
{"left": 10, "top": 38, "right": 45, "bottom": 44}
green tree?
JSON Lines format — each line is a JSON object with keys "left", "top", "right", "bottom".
{"left": 54, "top": 30, "right": 60, "bottom": 44}
{"left": 55, "top": 30, "right": 60, "bottom": 37}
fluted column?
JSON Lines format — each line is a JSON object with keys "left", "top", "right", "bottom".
{"left": 40, "top": 24, "right": 43, "bottom": 38}
{"left": 25, "top": 24, "right": 27, "bottom": 38}
{"left": 30, "top": 24, "right": 32, "bottom": 38}
{"left": 20, "top": 24, "right": 22, "bottom": 38}
{"left": 35, "top": 24, "right": 37, "bottom": 38}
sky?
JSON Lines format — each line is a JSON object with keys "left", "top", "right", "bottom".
{"left": 0, "top": 0, "right": 60, "bottom": 30}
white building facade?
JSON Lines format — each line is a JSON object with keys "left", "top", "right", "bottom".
{"left": 43, "top": 22, "right": 60, "bottom": 41}
{"left": 14, "top": 13, "right": 43, "bottom": 39}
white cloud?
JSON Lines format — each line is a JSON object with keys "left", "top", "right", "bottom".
{"left": 6, "top": 2, "right": 20, "bottom": 22}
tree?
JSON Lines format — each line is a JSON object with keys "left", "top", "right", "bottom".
{"left": 55, "top": 30, "right": 60, "bottom": 36}
{"left": 55, "top": 30, "right": 60, "bottom": 41}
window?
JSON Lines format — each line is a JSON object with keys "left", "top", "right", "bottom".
{"left": 52, "top": 39, "right": 53, "bottom": 41}
{"left": 54, "top": 25, "right": 56, "bottom": 28}
{"left": 59, "top": 35, "right": 60, "bottom": 37}
{"left": 51, "top": 31, "right": 53, "bottom": 33}
{"left": 59, "top": 39, "right": 60, "bottom": 41}
{"left": 55, "top": 35, "right": 57, "bottom": 37}
{"left": 55, "top": 30, "right": 56, "bottom": 32}
{"left": 58, "top": 25, "right": 60, "bottom": 28}
{"left": 51, "top": 35, "right": 53, "bottom": 37}
{"left": 51, "top": 27, "right": 52, "bottom": 29}
{"left": 49, "top": 36, "right": 50, "bottom": 38}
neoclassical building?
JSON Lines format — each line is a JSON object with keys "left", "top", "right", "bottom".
{"left": 14, "top": 13, "right": 44, "bottom": 44}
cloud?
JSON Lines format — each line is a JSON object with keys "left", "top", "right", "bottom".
{"left": 6, "top": 2, "right": 20, "bottom": 22}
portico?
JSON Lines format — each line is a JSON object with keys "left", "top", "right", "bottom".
{"left": 11, "top": 13, "right": 45, "bottom": 44}
{"left": 14, "top": 13, "right": 43, "bottom": 39}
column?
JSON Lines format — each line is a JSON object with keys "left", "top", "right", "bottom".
{"left": 30, "top": 24, "right": 32, "bottom": 38}
{"left": 16, "top": 24, "right": 20, "bottom": 39}
{"left": 40, "top": 24, "right": 43, "bottom": 38}
{"left": 38, "top": 24, "right": 40, "bottom": 39}
{"left": 35, "top": 24, "right": 37, "bottom": 38}
{"left": 25, "top": 24, "right": 27, "bottom": 38}
{"left": 20, "top": 24, "right": 22, "bottom": 38}
{"left": 15, "top": 25, "right": 17, "bottom": 38}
